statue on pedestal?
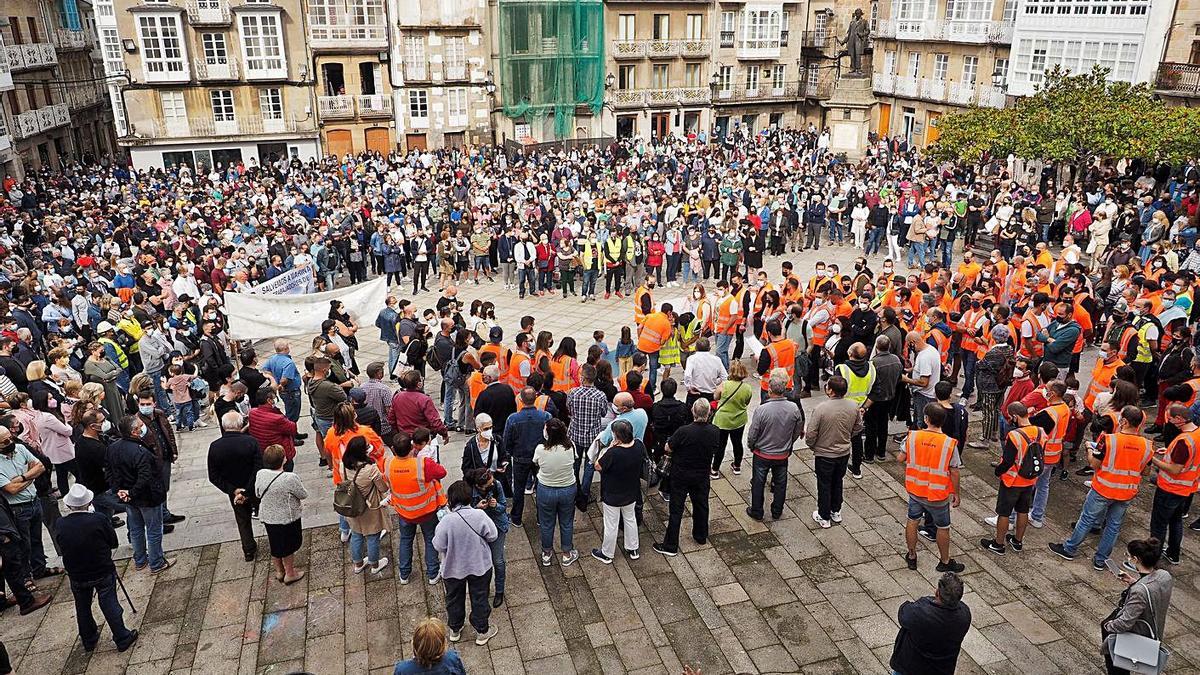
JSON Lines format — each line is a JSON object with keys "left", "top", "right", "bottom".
{"left": 837, "top": 8, "right": 871, "bottom": 77}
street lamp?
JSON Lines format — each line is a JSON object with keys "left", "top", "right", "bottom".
{"left": 709, "top": 68, "right": 720, "bottom": 99}
{"left": 485, "top": 70, "right": 497, "bottom": 96}
{"left": 484, "top": 71, "right": 497, "bottom": 147}
{"left": 605, "top": 72, "right": 615, "bottom": 89}
{"left": 991, "top": 66, "right": 1007, "bottom": 92}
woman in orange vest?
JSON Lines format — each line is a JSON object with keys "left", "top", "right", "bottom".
{"left": 550, "top": 337, "right": 581, "bottom": 393}
{"left": 386, "top": 427, "right": 448, "bottom": 583}
{"left": 532, "top": 331, "right": 555, "bottom": 380}
{"left": 325, "top": 402, "right": 387, "bottom": 541}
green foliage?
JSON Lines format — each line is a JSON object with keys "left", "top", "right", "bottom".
{"left": 931, "top": 65, "right": 1200, "bottom": 164}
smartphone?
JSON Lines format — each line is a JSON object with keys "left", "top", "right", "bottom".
{"left": 1104, "top": 558, "right": 1124, "bottom": 578}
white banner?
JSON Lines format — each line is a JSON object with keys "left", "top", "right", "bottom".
{"left": 226, "top": 276, "right": 389, "bottom": 340}
{"left": 249, "top": 266, "right": 316, "bottom": 295}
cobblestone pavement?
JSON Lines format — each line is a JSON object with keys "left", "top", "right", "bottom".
{"left": 5, "top": 245, "right": 1200, "bottom": 674}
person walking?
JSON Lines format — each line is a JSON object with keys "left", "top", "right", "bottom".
{"left": 889, "top": 572, "right": 971, "bottom": 675}
{"left": 712, "top": 360, "right": 752, "bottom": 477}
{"left": 502, "top": 387, "right": 551, "bottom": 526}
{"left": 108, "top": 416, "right": 174, "bottom": 574}
{"left": 653, "top": 400, "right": 719, "bottom": 556}
{"left": 342, "top": 436, "right": 391, "bottom": 576}
{"left": 806, "top": 376, "right": 863, "bottom": 528}
{"left": 433, "top": 480, "right": 499, "bottom": 646}
{"left": 533, "top": 418, "right": 579, "bottom": 567}
{"left": 1102, "top": 538, "right": 1173, "bottom": 675}
{"left": 899, "top": 403, "right": 965, "bottom": 573}
{"left": 745, "top": 370, "right": 805, "bottom": 521}
{"left": 464, "top": 468, "right": 509, "bottom": 606}
{"left": 864, "top": 335, "right": 902, "bottom": 463}
{"left": 54, "top": 484, "right": 138, "bottom": 652}
{"left": 591, "top": 420, "right": 645, "bottom": 564}
{"left": 385, "top": 428, "right": 447, "bottom": 585}
{"left": 900, "top": 330, "right": 941, "bottom": 432}
{"left": 1050, "top": 406, "right": 1155, "bottom": 570}
{"left": 207, "top": 411, "right": 263, "bottom": 561}
{"left": 393, "top": 617, "right": 466, "bottom": 675}
{"left": 255, "top": 443, "right": 307, "bottom": 584}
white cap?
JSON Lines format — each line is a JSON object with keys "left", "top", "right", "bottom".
{"left": 63, "top": 483, "right": 94, "bottom": 509}
{"left": 96, "top": 321, "right": 115, "bottom": 333}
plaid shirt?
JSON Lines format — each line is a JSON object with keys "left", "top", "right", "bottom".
{"left": 361, "top": 378, "right": 395, "bottom": 435}
{"left": 567, "top": 385, "right": 609, "bottom": 451}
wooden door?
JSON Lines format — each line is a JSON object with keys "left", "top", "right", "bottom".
{"left": 325, "top": 129, "right": 353, "bottom": 159}
{"left": 878, "top": 103, "right": 892, "bottom": 137}
{"left": 651, "top": 113, "right": 669, "bottom": 140}
{"left": 925, "top": 111, "right": 942, "bottom": 145}
{"left": 405, "top": 133, "right": 427, "bottom": 151}
{"left": 365, "top": 127, "right": 391, "bottom": 155}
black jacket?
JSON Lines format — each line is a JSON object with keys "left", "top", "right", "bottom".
{"left": 474, "top": 383, "right": 518, "bottom": 437}
{"left": 354, "top": 403, "right": 383, "bottom": 436}
{"left": 889, "top": 596, "right": 971, "bottom": 675}
{"left": 55, "top": 511, "right": 118, "bottom": 583}
{"left": 206, "top": 432, "right": 262, "bottom": 497}
{"left": 105, "top": 438, "right": 165, "bottom": 507}
{"left": 461, "top": 435, "right": 509, "bottom": 476}
{"left": 650, "top": 398, "right": 690, "bottom": 452}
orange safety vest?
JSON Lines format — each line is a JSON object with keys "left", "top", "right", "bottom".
{"left": 715, "top": 296, "right": 739, "bottom": 335}
{"left": 1115, "top": 325, "right": 1137, "bottom": 358}
{"left": 384, "top": 455, "right": 446, "bottom": 521}
{"left": 324, "top": 426, "right": 386, "bottom": 485}
{"left": 1001, "top": 425, "right": 1045, "bottom": 488}
{"left": 533, "top": 349, "right": 553, "bottom": 376}
{"left": 807, "top": 304, "right": 834, "bottom": 347}
{"left": 761, "top": 339, "right": 797, "bottom": 390}
{"left": 551, "top": 354, "right": 576, "bottom": 393}
{"left": 1083, "top": 358, "right": 1125, "bottom": 411}
{"left": 1157, "top": 430, "right": 1200, "bottom": 496}
{"left": 617, "top": 371, "right": 648, "bottom": 392}
{"left": 903, "top": 429, "right": 957, "bottom": 502}
{"left": 927, "top": 326, "right": 951, "bottom": 365}
{"left": 960, "top": 308, "right": 986, "bottom": 354}
{"left": 634, "top": 286, "right": 651, "bottom": 327}
{"left": 638, "top": 312, "right": 672, "bottom": 353}
{"left": 517, "top": 394, "right": 549, "bottom": 411}
{"left": 1040, "top": 401, "right": 1071, "bottom": 464}
{"left": 506, "top": 351, "right": 530, "bottom": 391}
{"left": 1093, "top": 433, "right": 1152, "bottom": 501}
{"left": 1179, "top": 377, "right": 1200, "bottom": 409}
{"left": 1018, "top": 309, "right": 1045, "bottom": 359}
{"left": 467, "top": 371, "right": 485, "bottom": 408}
{"left": 480, "top": 343, "right": 509, "bottom": 380}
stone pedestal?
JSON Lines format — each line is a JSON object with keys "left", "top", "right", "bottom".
{"left": 819, "top": 76, "right": 877, "bottom": 160}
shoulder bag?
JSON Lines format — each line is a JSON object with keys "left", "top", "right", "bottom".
{"left": 1106, "top": 583, "right": 1170, "bottom": 675}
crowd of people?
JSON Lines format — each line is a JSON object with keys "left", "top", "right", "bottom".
{"left": 0, "top": 127, "right": 1197, "bottom": 673}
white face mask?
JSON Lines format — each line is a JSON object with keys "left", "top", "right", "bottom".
{"left": 1013, "top": 368, "right": 1025, "bottom": 378}
{"left": 480, "top": 429, "right": 493, "bottom": 441}
{"left": 1098, "top": 350, "right": 1110, "bottom": 360}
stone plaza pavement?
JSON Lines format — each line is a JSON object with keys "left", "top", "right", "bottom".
{"left": 6, "top": 245, "right": 1200, "bottom": 674}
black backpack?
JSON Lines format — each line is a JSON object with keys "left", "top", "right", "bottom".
{"left": 1015, "top": 429, "right": 1045, "bottom": 479}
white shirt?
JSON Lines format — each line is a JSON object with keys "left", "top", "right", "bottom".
{"left": 912, "top": 344, "right": 941, "bottom": 399}
{"left": 683, "top": 351, "right": 728, "bottom": 394}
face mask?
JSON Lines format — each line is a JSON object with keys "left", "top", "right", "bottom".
{"left": 480, "top": 429, "right": 493, "bottom": 441}
{"left": 831, "top": 324, "right": 842, "bottom": 334}
{"left": 137, "top": 425, "right": 149, "bottom": 439}
{"left": 694, "top": 291, "right": 702, "bottom": 299}
{"left": 138, "top": 404, "right": 155, "bottom": 416}
{"left": 1013, "top": 368, "right": 1025, "bottom": 379}
{"left": 1098, "top": 349, "right": 1110, "bottom": 360}
{"left": 1066, "top": 388, "right": 1078, "bottom": 397}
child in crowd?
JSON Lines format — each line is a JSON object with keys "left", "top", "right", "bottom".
{"left": 615, "top": 326, "right": 635, "bottom": 376}
{"left": 166, "top": 364, "right": 199, "bottom": 431}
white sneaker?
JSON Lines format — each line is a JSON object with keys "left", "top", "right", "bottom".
{"left": 379, "top": 529, "right": 388, "bottom": 539}
{"left": 448, "top": 628, "right": 462, "bottom": 643}
{"left": 340, "top": 530, "right": 351, "bottom": 543}
{"left": 429, "top": 573, "right": 441, "bottom": 585}
{"left": 398, "top": 575, "right": 410, "bottom": 585}
{"left": 475, "top": 626, "right": 498, "bottom": 646}
{"left": 1029, "top": 519, "right": 1045, "bottom": 529}
{"left": 984, "top": 515, "right": 999, "bottom": 527}
{"left": 352, "top": 561, "right": 367, "bottom": 574}
{"left": 371, "top": 557, "right": 390, "bottom": 574}
{"left": 1084, "top": 480, "right": 1093, "bottom": 489}
{"left": 524, "top": 485, "right": 535, "bottom": 495}
{"left": 830, "top": 511, "right": 843, "bottom": 523}
{"left": 811, "top": 511, "right": 832, "bottom": 529}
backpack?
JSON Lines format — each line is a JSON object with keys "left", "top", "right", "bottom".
{"left": 1015, "top": 429, "right": 1045, "bottom": 479}
{"left": 995, "top": 349, "right": 1015, "bottom": 388}
{"left": 427, "top": 335, "right": 451, "bottom": 371}
{"left": 443, "top": 347, "right": 466, "bottom": 387}
{"left": 332, "top": 467, "right": 370, "bottom": 517}
{"left": 188, "top": 376, "right": 210, "bottom": 398}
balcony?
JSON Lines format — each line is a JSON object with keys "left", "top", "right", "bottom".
{"left": 0, "top": 37, "right": 11, "bottom": 91}
{"left": 609, "top": 88, "right": 712, "bottom": 109}
{"left": 921, "top": 78, "right": 946, "bottom": 100}
{"left": 128, "top": 115, "right": 315, "bottom": 141}
{"left": 186, "top": 0, "right": 231, "bottom": 24}
{"left": 0, "top": 113, "right": 10, "bottom": 151}
{"left": 1156, "top": 62, "right": 1200, "bottom": 98}
{"left": 613, "top": 41, "right": 646, "bottom": 59}
{"left": 719, "top": 31, "right": 734, "bottom": 48}
{"left": 736, "top": 38, "right": 780, "bottom": 59}
{"left": 894, "top": 75, "right": 918, "bottom": 97}
{"left": 874, "top": 74, "right": 1008, "bottom": 108}
{"left": 647, "top": 40, "right": 679, "bottom": 58}
{"left": 802, "top": 31, "right": 832, "bottom": 50}
{"left": 713, "top": 82, "right": 801, "bottom": 102}
{"left": 873, "top": 73, "right": 896, "bottom": 94}
{"left": 679, "top": 40, "right": 708, "bottom": 58}
{"left": 53, "top": 28, "right": 89, "bottom": 51}
{"left": 317, "top": 95, "right": 356, "bottom": 119}
{"left": 444, "top": 65, "right": 467, "bottom": 80}
{"left": 307, "top": 13, "right": 387, "bottom": 50}
{"left": 195, "top": 57, "right": 240, "bottom": 80}
{"left": 402, "top": 63, "right": 427, "bottom": 81}
{"left": 66, "top": 85, "right": 107, "bottom": 110}
{"left": 799, "top": 79, "right": 833, "bottom": 99}
{"left": 12, "top": 103, "right": 70, "bottom": 140}
{"left": 610, "top": 89, "right": 645, "bottom": 109}
{"left": 355, "top": 94, "right": 392, "bottom": 117}
{"left": 874, "top": 19, "right": 1013, "bottom": 44}
{"left": 6, "top": 43, "right": 58, "bottom": 72}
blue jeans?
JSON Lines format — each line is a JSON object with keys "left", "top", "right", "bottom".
{"left": 488, "top": 530, "right": 507, "bottom": 594}
{"left": 538, "top": 269, "right": 554, "bottom": 291}
{"left": 126, "top": 503, "right": 166, "bottom": 570}
{"left": 349, "top": 530, "right": 381, "bottom": 564}
{"left": 681, "top": 259, "right": 698, "bottom": 284}
{"left": 398, "top": 513, "right": 440, "bottom": 581}
{"left": 280, "top": 388, "right": 302, "bottom": 422}
{"left": 338, "top": 514, "right": 350, "bottom": 538}
{"left": 1030, "top": 465, "right": 1055, "bottom": 522}
{"left": 935, "top": 238, "right": 953, "bottom": 268}
{"left": 577, "top": 457, "right": 596, "bottom": 500}
{"left": 749, "top": 456, "right": 789, "bottom": 519}
{"left": 960, "top": 351, "right": 979, "bottom": 399}
{"left": 536, "top": 483, "right": 577, "bottom": 552}
{"left": 175, "top": 399, "right": 198, "bottom": 430}
{"left": 313, "top": 416, "right": 333, "bottom": 444}
{"left": 1063, "top": 488, "right": 1131, "bottom": 565}
{"left": 518, "top": 268, "right": 536, "bottom": 297}
{"left": 715, "top": 333, "right": 732, "bottom": 369}
{"left": 582, "top": 269, "right": 598, "bottom": 296}
{"left": 907, "top": 241, "right": 926, "bottom": 267}
{"left": 645, "top": 350, "right": 660, "bottom": 395}
{"left": 149, "top": 370, "right": 172, "bottom": 414}
{"left": 11, "top": 500, "right": 47, "bottom": 574}
{"left": 386, "top": 342, "right": 402, "bottom": 378}
{"left": 866, "top": 226, "right": 886, "bottom": 255}
{"left": 72, "top": 573, "right": 135, "bottom": 649}
{"left": 828, "top": 219, "right": 843, "bottom": 243}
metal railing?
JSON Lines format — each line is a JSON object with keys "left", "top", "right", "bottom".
{"left": 1156, "top": 62, "right": 1200, "bottom": 96}
{"left": 355, "top": 94, "right": 392, "bottom": 116}
{"left": 802, "top": 30, "right": 831, "bottom": 49}
{"left": 317, "top": 94, "right": 391, "bottom": 118}
{"left": 874, "top": 19, "right": 1013, "bottom": 43}
{"left": 874, "top": 73, "right": 1007, "bottom": 108}
{"left": 6, "top": 43, "right": 58, "bottom": 71}
{"left": 186, "top": 0, "right": 230, "bottom": 24}
{"left": 502, "top": 135, "right": 615, "bottom": 158}
{"left": 307, "top": 13, "right": 387, "bottom": 48}
{"left": 194, "top": 57, "right": 240, "bottom": 80}
{"left": 736, "top": 38, "right": 781, "bottom": 58}
{"left": 131, "top": 115, "right": 314, "bottom": 139}
{"left": 13, "top": 102, "right": 69, "bottom": 140}
{"left": 444, "top": 64, "right": 467, "bottom": 80}
{"left": 403, "top": 63, "right": 427, "bottom": 81}
{"left": 800, "top": 79, "right": 833, "bottom": 98}
{"left": 66, "top": 85, "right": 106, "bottom": 109}
{"left": 713, "top": 81, "right": 801, "bottom": 102}
{"left": 719, "top": 30, "right": 734, "bottom": 48}
{"left": 317, "top": 95, "right": 356, "bottom": 119}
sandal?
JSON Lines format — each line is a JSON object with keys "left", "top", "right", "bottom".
{"left": 23, "top": 579, "right": 38, "bottom": 593}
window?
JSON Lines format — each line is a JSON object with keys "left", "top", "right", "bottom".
{"left": 652, "top": 64, "right": 669, "bottom": 88}
{"left": 743, "top": 10, "right": 781, "bottom": 44}
{"left": 94, "top": 0, "right": 114, "bottom": 17}
{"left": 160, "top": 90, "right": 186, "bottom": 119}
{"left": 239, "top": 14, "right": 284, "bottom": 75}
{"left": 884, "top": 50, "right": 897, "bottom": 74}
{"left": 813, "top": 11, "right": 828, "bottom": 39}
{"left": 907, "top": 52, "right": 921, "bottom": 78}
{"left": 618, "top": 15, "right": 635, "bottom": 40}
{"left": 721, "top": 11, "right": 735, "bottom": 40}
{"left": 870, "top": 1, "right": 879, "bottom": 29}
{"left": 893, "top": 0, "right": 936, "bottom": 24}
{"left": 447, "top": 87, "right": 467, "bottom": 122}
{"left": 946, "top": 0, "right": 989, "bottom": 21}
{"left": 210, "top": 89, "right": 235, "bottom": 121}
{"left": 718, "top": 64, "right": 732, "bottom": 91}
{"left": 445, "top": 36, "right": 466, "bottom": 69}
{"left": 653, "top": 14, "right": 669, "bottom": 40}
{"left": 618, "top": 64, "right": 636, "bottom": 89}
{"left": 962, "top": 55, "right": 978, "bottom": 84}
{"left": 686, "top": 14, "right": 703, "bottom": 40}
{"left": 403, "top": 36, "right": 425, "bottom": 78}
{"left": 1030, "top": 47, "right": 1047, "bottom": 83}
{"left": 780, "top": 11, "right": 789, "bottom": 44}
{"left": 685, "top": 62, "right": 701, "bottom": 87}
{"left": 259, "top": 87, "right": 283, "bottom": 119}
{"left": 1003, "top": 0, "right": 1017, "bottom": 19}
{"left": 771, "top": 64, "right": 785, "bottom": 90}
{"left": 100, "top": 28, "right": 122, "bottom": 73}
{"left": 933, "top": 54, "right": 948, "bottom": 80}
{"left": 807, "top": 63, "right": 819, "bottom": 88}
{"left": 351, "top": 0, "right": 383, "bottom": 26}
{"left": 202, "top": 32, "right": 227, "bottom": 64}
{"left": 993, "top": 57, "right": 1008, "bottom": 84}
{"left": 745, "top": 65, "right": 760, "bottom": 91}
{"left": 138, "top": 15, "right": 186, "bottom": 77}
{"left": 407, "top": 89, "right": 428, "bottom": 118}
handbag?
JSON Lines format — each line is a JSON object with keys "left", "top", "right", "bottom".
{"left": 1107, "top": 584, "right": 1170, "bottom": 675}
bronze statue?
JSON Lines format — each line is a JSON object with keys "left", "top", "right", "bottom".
{"left": 837, "top": 8, "right": 871, "bottom": 77}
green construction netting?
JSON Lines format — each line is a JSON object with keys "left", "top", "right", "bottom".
{"left": 498, "top": 0, "right": 604, "bottom": 139}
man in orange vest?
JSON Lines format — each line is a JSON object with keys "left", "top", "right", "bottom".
{"left": 1146, "top": 404, "right": 1200, "bottom": 565}
{"left": 981, "top": 402, "right": 1045, "bottom": 555}
{"left": 1082, "top": 338, "right": 1126, "bottom": 413}
{"left": 755, "top": 321, "right": 796, "bottom": 403}
{"left": 638, "top": 302, "right": 673, "bottom": 396}
{"left": 385, "top": 427, "right": 448, "bottom": 584}
{"left": 898, "top": 403, "right": 965, "bottom": 573}
{"left": 1050, "top": 405, "right": 1153, "bottom": 570}
{"left": 712, "top": 280, "right": 739, "bottom": 369}
{"left": 1018, "top": 292, "right": 1050, "bottom": 362}
{"left": 505, "top": 333, "right": 533, "bottom": 392}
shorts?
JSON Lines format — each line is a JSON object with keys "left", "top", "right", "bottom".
{"left": 473, "top": 255, "right": 491, "bottom": 271}
{"left": 995, "top": 483, "right": 1034, "bottom": 515}
{"left": 907, "top": 496, "right": 951, "bottom": 529}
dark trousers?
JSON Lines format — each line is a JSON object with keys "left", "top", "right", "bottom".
{"left": 814, "top": 455, "right": 849, "bottom": 520}
{"left": 0, "top": 640, "right": 9, "bottom": 674}
{"left": 444, "top": 570, "right": 492, "bottom": 633}
{"left": 71, "top": 573, "right": 134, "bottom": 649}
{"left": 0, "top": 538, "right": 32, "bottom": 607}
{"left": 509, "top": 460, "right": 533, "bottom": 524}
{"left": 848, "top": 435, "right": 865, "bottom": 474}
{"left": 661, "top": 475, "right": 710, "bottom": 552}
{"left": 749, "top": 456, "right": 789, "bottom": 519}
{"left": 12, "top": 500, "right": 47, "bottom": 576}
{"left": 863, "top": 401, "right": 891, "bottom": 462}
{"left": 714, "top": 427, "right": 744, "bottom": 471}
{"left": 1149, "top": 488, "right": 1187, "bottom": 559}
{"left": 605, "top": 267, "right": 624, "bottom": 293}
{"left": 702, "top": 259, "right": 718, "bottom": 280}
{"left": 412, "top": 261, "right": 429, "bottom": 292}
{"left": 230, "top": 494, "right": 257, "bottom": 558}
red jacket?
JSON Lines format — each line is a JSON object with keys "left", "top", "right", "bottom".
{"left": 248, "top": 405, "right": 297, "bottom": 461}
{"left": 386, "top": 390, "right": 449, "bottom": 437}
{"left": 646, "top": 241, "right": 666, "bottom": 267}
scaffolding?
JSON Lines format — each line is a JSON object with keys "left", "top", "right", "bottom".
{"left": 498, "top": 0, "right": 605, "bottom": 139}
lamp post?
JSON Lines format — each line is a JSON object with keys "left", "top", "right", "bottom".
{"left": 485, "top": 70, "right": 497, "bottom": 147}
{"left": 708, "top": 69, "right": 721, "bottom": 140}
